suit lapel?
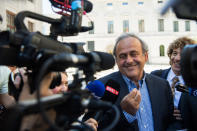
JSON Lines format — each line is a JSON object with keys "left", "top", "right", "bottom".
{"left": 114, "top": 72, "right": 130, "bottom": 105}
{"left": 162, "top": 68, "right": 171, "bottom": 79}
{"left": 145, "top": 74, "right": 160, "bottom": 130}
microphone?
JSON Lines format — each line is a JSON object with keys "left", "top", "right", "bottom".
{"left": 175, "top": 83, "right": 197, "bottom": 97}
{"left": 86, "top": 79, "right": 120, "bottom": 102}
{"left": 70, "top": 0, "right": 83, "bottom": 33}
{"left": 96, "top": 79, "right": 120, "bottom": 121}
{"left": 101, "top": 79, "right": 120, "bottom": 103}
{"left": 86, "top": 80, "right": 105, "bottom": 99}
{"left": 86, "top": 79, "right": 120, "bottom": 121}
{"left": 69, "top": 0, "right": 93, "bottom": 13}
{"left": 51, "top": 51, "right": 115, "bottom": 71}
{"left": 49, "top": 0, "right": 93, "bottom": 13}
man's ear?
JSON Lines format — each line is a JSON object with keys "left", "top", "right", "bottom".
{"left": 144, "top": 52, "right": 148, "bottom": 62}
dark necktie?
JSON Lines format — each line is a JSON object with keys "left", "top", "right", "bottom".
{"left": 171, "top": 76, "right": 179, "bottom": 97}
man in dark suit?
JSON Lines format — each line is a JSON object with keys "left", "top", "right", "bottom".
{"left": 151, "top": 37, "right": 197, "bottom": 130}
{"left": 83, "top": 33, "right": 174, "bottom": 131}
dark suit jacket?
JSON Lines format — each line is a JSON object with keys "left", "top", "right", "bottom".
{"left": 84, "top": 71, "right": 174, "bottom": 131}
{"left": 151, "top": 68, "right": 197, "bottom": 130}
{"left": 150, "top": 68, "right": 185, "bottom": 110}
{"left": 150, "top": 68, "right": 171, "bottom": 80}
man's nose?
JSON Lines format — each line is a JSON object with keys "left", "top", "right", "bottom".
{"left": 175, "top": 53, "right": 181, "bottom": 61}
{"left": 126, "top": 55, "right": 133, "bottom": 63}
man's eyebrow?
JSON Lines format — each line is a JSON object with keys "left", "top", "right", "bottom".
{"left": 130, "top": 50, "right": 138, "bottom": 53}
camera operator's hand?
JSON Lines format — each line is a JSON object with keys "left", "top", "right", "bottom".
{"left": 85, "top": 118, "right": 98, "bottom": 131}
{"left": 17, "top": 68, "right": 33, "bottom": 101}
{"left": 13, "top": 73, "right": 22, "bottom": 89}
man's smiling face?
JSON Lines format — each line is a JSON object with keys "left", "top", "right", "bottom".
{"left": 115, "top": 37, "right": 148, "bottom": 81}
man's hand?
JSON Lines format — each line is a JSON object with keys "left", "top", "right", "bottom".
{"left": 120, "top": 88, "right": 141, "bottom": 115}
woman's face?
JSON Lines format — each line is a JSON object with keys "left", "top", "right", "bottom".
{"left": 52, "top": 73, "right": 68, "bottom": 94}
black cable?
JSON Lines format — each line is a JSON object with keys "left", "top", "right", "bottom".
{"left": 35, "top": 54, "right": 63, "bottom": 131}
{"left": 100, "top": 105, "right": 120, "bottom": 131}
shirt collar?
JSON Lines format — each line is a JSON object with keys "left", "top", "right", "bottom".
{"left": 168, "top": 68, "right": 177, "bottom": 81}
{"left": 167, "top": 68, "right": 185, "bottom": 84}
{"left": 122, "top": 71, "right": 146, "bottom": 87}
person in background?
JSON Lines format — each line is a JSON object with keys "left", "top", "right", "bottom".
{"left": 51, "top": 72, "right": 68, "bottom": 94}
{"left": 0, "top": 66, "right": 15, "bottom": 108}
{"left": 8, "top": 66, "right": 24, "bottom": 101}
{"left": 151, "top": 37, "right": 196, "bottom": 130}
{"left": 39, "top": 71, "right": 69, "bottom": 97}
{"left": 83, "top": 33, "right": 174, "bottom": 131}
{"left": 0, "top": 66, "right": 15, "bottom": 130}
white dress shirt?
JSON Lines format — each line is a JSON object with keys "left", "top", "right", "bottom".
{"left": 167, "top": 69, "right": 184, "bottom": 108}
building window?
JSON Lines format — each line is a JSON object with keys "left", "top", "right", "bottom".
{"left": 160, "top": 45, "right": 165, "bottom": 56}
{"left": 173, "top": 21, "right": 179, "bottom": 32}
{"left": 6, "top": 10, "right": 15, "bottom": 32}
{"left": 87, "top": 41, "right": 95, "bottom": 51}
{"left": 28, "top": 21, "right": 34, "bottom": 32}
{"left": 88, "top": 21, "right": 94, "bottom": 34}
{"left": 0, "top": 15, "right": 3, "bottom": 24}
{"left": 123, "top": 20, "right": 129, "bottom": 33}
{"left": 138, "top": 1, "right": 144, "bottom": 5}
{"left": 122, "top": 2, "right": 128, "bottom": 5}
{"left": 107, "top": 3, "right": 112, "bottom": 6}
{"left": 158, "top": 19, "right": 164, "bottom": 32}
{"left": 138, "top": 19, "right": 145, "bottom": 32}
{"left": 185, "top": 21, "right": 190, "bottom": 31}
{"left": 108, "top": 21, "right": 114, "bottom": 34}
{"left": 158, "top": 0, "right": 163, "bottom": 3}
{"left": 28, "top": 0, "right": 34, "bottom": 2}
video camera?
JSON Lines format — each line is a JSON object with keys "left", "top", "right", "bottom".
{"left": 0, "top": 0, "right": 119, "bottom": 131}
{"left": 0, "top": 0, "right": 115, "bottom": 92}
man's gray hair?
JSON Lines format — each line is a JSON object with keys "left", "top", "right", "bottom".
{"left": 113, "top": 33, "right": 148, "bottom": 57}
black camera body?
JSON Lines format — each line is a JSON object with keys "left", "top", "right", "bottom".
{"left": 181, "top": 45, "right": 197, "bottom": 88}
